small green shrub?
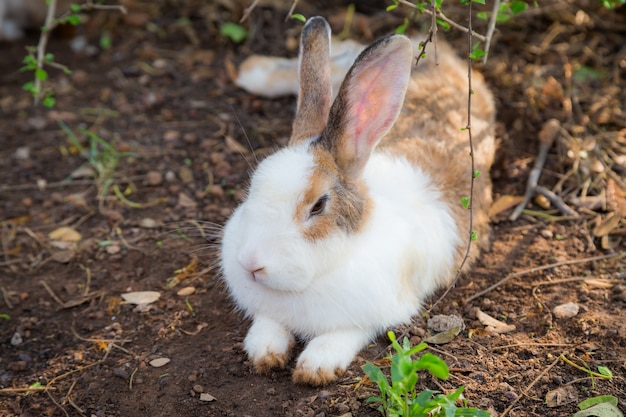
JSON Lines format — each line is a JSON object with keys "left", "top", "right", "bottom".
{"left": 362, "top": 331, "right": 490, "bottom": 417}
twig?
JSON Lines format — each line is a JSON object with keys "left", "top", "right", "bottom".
{"left": 239, "top": 0, "right": 260, "bottom": 23}
{"left": 465, "top": 251, "right": 626, "bottom": 303}
{"left": 40, "top": 280, "right": 66, "bottom": 307}
{"left": 66, "top": 379, "right": 85, "bottom": 415}
{"left": 285, "top": 0, "right": 300, "bottom": 22}
{"left": 33, "top": 0, "right": 58, "bottom": 105}
{"left": 1, "top": 287, "right": 13, "bottom": 309}
{"left": 535, "top": 186, "right": 579, "bottom": 217}
{"left": 426, "top": 0, "right": 476, "bottom": 313}
{"left": 560, "top": 354, "right": 612, "bottom": 379}
{"left": 481, "top": 0, "right": 500, "bottom": 63}
{"left": 491, "top": 342, "right": 572, "bottom": 351}
{"left": 510, "top": 119, "right": 560, "bottom": 221}
{"left": 397, "top": 0, "right": 486, "bottom": 42}
{"left": 500, "top": 355, "right": 561, "bottom": 417}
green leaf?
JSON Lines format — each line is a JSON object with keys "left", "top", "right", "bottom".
{"left": 395, "top": 17, "right": 409, "bottom": 34}
{"left": 436, "top": 18, "right": 451, "bottom": 30}
{"left": 362, "top": 362, "right": 389, "bottom": 390}
{"left": 220, "top": 22, "right": 248, "bottom": 44}
{"left": 415, "top": 352, "right": 449, "bottom": 380}
{"left": 471, "top": 231, "right": 478, "bottom": 241}
{"left": 0, "top": 313, "right": 10, "bottom": 320}
{"left": 386, "top": 4, "right": 398, "bottom": 11}
{"left": 43, "top": 94, "right": 56, "bottom": 108}
{"left": 291, "top": 13, "right": 307, "bottom": 23}
{"left": 509, "top": 1, "right": 528, "bottom": 14}
{"left": 469, "top": 42, "right": 485, "bottom": 60}
{"left": 461, "top": 197, "right": 470, "bottom": 209}
{"left": 44, "top": 52, "right": 55, "bottom": 62}
{"left": 35, "top": 68, "right": 48, "bottom": 81}
{"left": 597, "top": 366, "right": 613, "bottom": 380}
{"left": 472, "top": 0, "right": 486, "bottom": 3}
{"left": 572, "top": 402, "right": 624, "bottom": 417}
{"left": 100, "top": 32, "right": 112, "bottom": 49}
{"left": 579, "top": 396, "right": 619, "bottom": 410}
{"left": 476, "top": 11, "right": 489, "bottom": 20}
{"left": 65, "top": 14, "right": 81, "bottom": 25}
{"left": 473, "top": 170, "right": 481, "bottom": 178}
{"left": 22, "top": 81, "right": 37, "bottom": 93}
{"left": 70, "top": 3, "right": 82, "bottom": 12}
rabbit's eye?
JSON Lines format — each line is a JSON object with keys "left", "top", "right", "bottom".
{"left": 310, "top": 195, "right": 328, "bottom": 216}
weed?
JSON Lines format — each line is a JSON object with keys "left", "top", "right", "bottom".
{"left": 362, "top": 331, "right": 490, "bottom": 417}
{"left": 60, "top": 122, "right": 137, "bottom": 202}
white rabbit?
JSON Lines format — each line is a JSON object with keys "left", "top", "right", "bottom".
{"left": 221, "top": 16, "right": 495, "bottom": 385}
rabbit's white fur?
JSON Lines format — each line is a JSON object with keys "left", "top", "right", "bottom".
{"left": 222, "top": 16, "right": 494, "bottom": 385}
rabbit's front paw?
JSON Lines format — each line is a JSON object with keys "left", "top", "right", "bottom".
{"left": 244, "top": 316, "right": 294, "bottom": 373}
{"left": 292, "top": 330, "right": 371, "bottom": 385}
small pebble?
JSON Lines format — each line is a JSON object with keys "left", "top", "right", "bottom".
{"left": 11, "top": 332, "right": 23, "bottom": 346}
{"left": 541, "top": 229, "right": 554, "bottom": 238}
{"left": 113, "top": 367, "right": 129, "bottom": 379}
{"left": 178, "top": 166, "right": 194, "bottom": 184}
{"left": 165, "top": 171, "right": 176, "bottom": 183}
{"left": 146, "top": 171, "right": 163, "bottom": 186}
{"left": 266, "top": 387, "right": 277, "bottom": 395}
{"left": 553, "top": 302, "right": 580, "bottom": 319}
{"left": 427, "top": 314, "right": 465, "bottom": 332}
{"left": 192, "top": 384, "right": 204, "bottom": 393}
{"left": 177, "top": 287, "right": 196, "bottom": 297}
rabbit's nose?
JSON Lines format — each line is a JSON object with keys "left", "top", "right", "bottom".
{"left": 238, "top": 253, "right": 265, "bottom": 276}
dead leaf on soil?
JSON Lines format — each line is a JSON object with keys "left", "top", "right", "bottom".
{"left": 63, "top": 291, "right": 105, "bottom": 309}
{"left": 607, "top": 179, "right": 626, "bottom": 217}
{"left": 573, "top": 402, "right": 624, "bottom": 417}
{"left": 178, "top": 192, "right": 197, "bottom": 209}
{"left": 121, "top": 291, "right": 161, "bottom": 305}
{"left": 199, "top": 392, "right": 216, "bottom": 402}
{"left": 225, "top": 135, "right": 250, "bottom": 155}
{"left": 593, "top": 213, "right": 622, "bottom": 237}
{"left": 149, "top": 357, "right": 170, "bottom": 368}
{"left": 422, "top": 326, "right": 462, "bottom": 344}
{"left": 545, "top": 385, "right": 579, "bottom": 407}
{"left": 181, "top": 323, "right": 208, "bottom": 336}
{"left": 475, "top": 308, "right": 516, "bottom": 334}
{"left": 489, "top": 195, "right": 525, "bottom": 218}
{"left": 50, "top": 249, "right": 76, "bottom": 263}
{"left": 48, "top": 226, "right": 82, "bottom": 242}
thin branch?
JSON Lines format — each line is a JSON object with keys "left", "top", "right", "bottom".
{"left": 285, "top": 0, "right": 300, "bottom": 22}
{"left": 510, "top": 119, "right": 560, "bottom": 221}
{"left": 426, "top": 0, "right": 476, "bottom": 313}
{"left": 33, "top": 0, "right": 58, "bottom": 104}
{"left": 397, "top": 0, "right": 486, "bottom": 42}
{"left": 481, "top": 0, "right": 500, "bottom": 64}
{"left": 239, "top": 0, "right": 260, "bottom": 24}
{"left": 465, "top": 251, "right": 626, "bottom": 303}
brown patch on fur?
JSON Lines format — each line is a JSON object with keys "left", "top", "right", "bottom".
{"left": 253, "top": 347, "right": 293, "bottom": 374}
{"left": 292, "top": 363, "right": 344, "bottom": 386}
{"left": 294, "top": 148, "right": 373, "bottom": 241}
{"left": 379, "top": 38, "right": 496, "bottom": 277}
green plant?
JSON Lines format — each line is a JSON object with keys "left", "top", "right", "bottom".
{"left": 573, "top": 395, "right": 623, "bottom": 417}
{"left": 362, "top": 331, "right": 490, "bottom": 417}
{"left": 60, "top": 122, "right": 137, "bottom": 202}
{"left": 220, "top": 22, "right": 248, "bottom": 43}
{"left": 21, "top": 1, "right": 126, "bottom": 107}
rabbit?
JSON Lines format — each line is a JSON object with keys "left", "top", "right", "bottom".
{"left": 221, "top": 16, "right": 495, "bottom": 386}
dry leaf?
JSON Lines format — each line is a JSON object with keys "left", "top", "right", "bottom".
{"left": 50, "top": 249, "right": 76, "bottom": 263}
{"left": 199, "top": 392, "right": 216, "bottom": 402}
{"left": 593, "top": 213, "right": 621, "bottom": 237}
{"left": 422, "top": 326, "right": 462, "bottom": 345}
{"left": 607, "top": 179, "right": 626, "bottom": 217}
{"left": 475, "top": 308, "right": 516, "bottom": 333}
{"left": 149, "top": 357, "right": 170, "bottom": 368}
{"left": 121, "top": 291, "right": 161, "bottom": 305}
{"left": 49, "top": 226, "right": 82, "bottom": 242}
{"left": 225, "top": 135, "right": 249, "bottom": 155}
{"left": 489, "top": 195, "right": 525, "bottom": 218}
{"left": 545, "top": 385, "right": 578, "bottom": 407}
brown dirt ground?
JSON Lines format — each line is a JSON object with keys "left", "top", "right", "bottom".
{"left": 1, "top": 1, "right": 625, "bottom": 416}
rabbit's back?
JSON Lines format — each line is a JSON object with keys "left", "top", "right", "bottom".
{"left": 380, "top": 39, "right": 495, "bottom": 270}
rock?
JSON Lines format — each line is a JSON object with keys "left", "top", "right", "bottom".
{"left": 146, "top": 171, "right": 163, "bottom": 186}
{"left": 192, "top": 384, "right": 204, "bottom": 393}
{"left": 178, "top": 166, "right": 194, "bottom": 184}
{"left": 113, "top": 367, "right": 129, "bottom": 379}
{"left": 11, "top": 332, "right": 23, "bottom": 346}
{"left": 553, "top": 302, "right": 579, "bottom": 319}
{"left": 427, "top": 314, "right": 465, "bottom": 332}
{"left": 177, "top": 287, "right": 196, "bottom": 297}
{"left": 8, "top": 361, "right": 27, "bottom": 371}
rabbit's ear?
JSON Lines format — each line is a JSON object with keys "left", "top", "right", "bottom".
{"left": 290, "top": 17, "right": 333, "bottom": 145}
{"left": 318, "top": 35, "right": 413, "bottom": 180}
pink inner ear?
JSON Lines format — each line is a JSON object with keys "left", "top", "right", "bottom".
{"left": 343, "top": 42, "right": 412, "bottom": 162}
